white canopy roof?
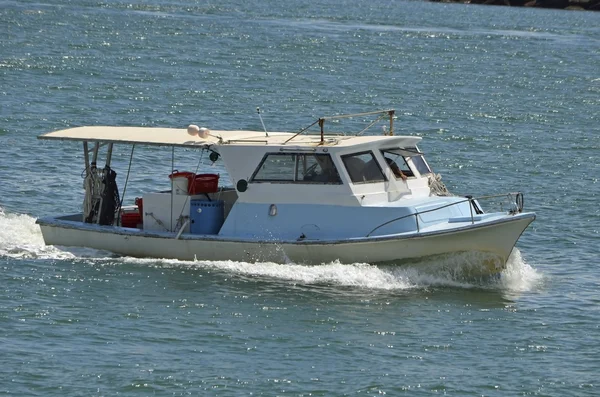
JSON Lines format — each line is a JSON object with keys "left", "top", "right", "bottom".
{"left": 38, "top": 126, "right": 279, "bottom": 148}
{"left": 39, "top": 126, "right": 422, "bottom": 150}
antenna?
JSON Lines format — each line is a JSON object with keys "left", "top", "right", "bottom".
{"left": 257, "top": 107, "right": 269, "bottom": 137}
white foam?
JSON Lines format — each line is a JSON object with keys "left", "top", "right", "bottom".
{"left": 499, "top": 249, "right": 544, "bottom": 293}
{"left": 120, "top": 249, "right": 543, "bottom": 292}
{"left": 0, "top": 209, "right": 88, "bottom": 260}
{"left": 184, "top": 259, "right": 417, "bottom": 290}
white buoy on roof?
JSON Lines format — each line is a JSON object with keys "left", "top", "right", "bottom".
{"left": 198, "top": 127, "right": 210, "bottom": 139}
{"left": 187, "top": 124, "right": 200, "bottom": 136}
{"left": 187, "top": 124, "right": 210, "bottom": 139}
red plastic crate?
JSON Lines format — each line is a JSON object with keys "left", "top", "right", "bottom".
{"left": 190, "top": 174, "right": 219, "bottom": 194}
{"left": 168, "top": 172, "right": 219, "bottom": 194}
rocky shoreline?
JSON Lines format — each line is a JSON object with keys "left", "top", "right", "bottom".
{"left": 430, "top": 0, "right": 600, "bottom": 11}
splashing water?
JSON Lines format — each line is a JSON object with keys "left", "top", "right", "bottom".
{"left": 0, "top": 208, "right": 543, "bottom": 292}
{"left": 499, "top": 249, "right": 544, "bottom": 293}
{"left": 126, "top": 257, "right": 418, "bottom": 290}
{"left": 120, "top": 252, "right": 543, "bottom": 293}
{"left": 0, "top": 209, "right": 76, "bottom": 260}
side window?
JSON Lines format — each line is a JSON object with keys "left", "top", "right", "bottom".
{"left": 381, "top": 150, "right": 414, "bottom": 178}
{"left": 342, "top": 151, "right": 386, "bottom": 184}
{"left": 251, "top": 154, "right": 296, "bottom": 182}
{"left": 251, "top": 153, "right": 342, "bottom": 184}
{"left": 298, "top": 154, "right": 342, "bottom": 184}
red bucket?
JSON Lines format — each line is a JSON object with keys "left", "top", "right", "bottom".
{"left": 190, "top": 174, "right": 219, "bottom": 194}
{"left": 169, "top": 171, "right": 195, "bottom": 195}
{"left": 169, "top": 171, "right": 195, "bottom": 181}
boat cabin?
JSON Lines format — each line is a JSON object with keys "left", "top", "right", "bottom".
{"left": 217, "top": 133, "right": 434, "bottom": 207}
{"left": 213, "top": 133, "right": 441, "bottom": 240}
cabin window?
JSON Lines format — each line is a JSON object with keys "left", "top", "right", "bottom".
{"left": 341, "top": 151, "right": 386, "bottom": 184}
{"left": 250, "top": 153, "right": 342, "bottom": 184}
{"left": 252, "top": 153, "right": 296, "bottom": 182}
{"left": 381, "top": 150, "right": 414, "bottom": 178}
{"left": 298, "top": 154, "right": 342, "bottom": 183}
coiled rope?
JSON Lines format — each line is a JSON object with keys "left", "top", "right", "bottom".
{"left": 428, "top": 173, "right": 453, "bottom": 197}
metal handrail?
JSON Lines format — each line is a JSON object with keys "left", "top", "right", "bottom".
{"left": 284, "top": 109, "right": 396, "bottom": 144}
{"left": 365, "top": 192, "right": 524, "bottom": 237}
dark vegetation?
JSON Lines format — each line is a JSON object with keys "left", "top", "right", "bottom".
{"left": 430, "top": 0, "right": 600, "bottom": 11}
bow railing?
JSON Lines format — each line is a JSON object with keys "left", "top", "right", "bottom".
{"left": 365, "top": 192, "right": 524, "bottom": 237}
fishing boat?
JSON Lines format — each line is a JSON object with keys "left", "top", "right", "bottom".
{"left": 36, "top": 110, "right": 535, "bottom": 273}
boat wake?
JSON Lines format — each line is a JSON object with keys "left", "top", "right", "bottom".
{"left": 1, "top": 209, "right": 542, "bottom": 293}
{"left": 122, "top": 250, "right": 541, "bottom": 293}
{"left": 0, "top": 209, "right": 76, "bottom": 260}
{"left": 0, "top": 209, "right": 116, "bottom": 260}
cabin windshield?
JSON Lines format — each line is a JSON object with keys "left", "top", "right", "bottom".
{"left": 342, "top": 151, "right": 386, "bottom": 184}
{"left": 381, "top": 150, "right": 414, "bottom": 178}
{"left": 383, "top": 147, "right": 432, "bottom": 176}
{"left": 250, "top": 153, "right": 342, "bottom": 184}
{"left": 408, "top": 148, "right": 432, "bottom": 175}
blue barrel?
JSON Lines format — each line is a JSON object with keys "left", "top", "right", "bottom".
{"left": 190, "top": 200, "right": 224, "bottom": 235}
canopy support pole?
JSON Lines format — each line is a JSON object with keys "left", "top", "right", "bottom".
{"left": 92, "top": 142, "right": 99, "bottom": 165}
{"left": 83, "top": 142, "right": 90, "bottom": 171}
{"left": 116, "top": 144, "right": 136, "bottom": 227}
{"left": 105, "top": 143, "right": 113, "bottom": 168}
{"left": 170, "top": 147, "right": 175, "bottom": 232}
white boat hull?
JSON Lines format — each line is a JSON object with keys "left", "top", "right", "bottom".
{"left": 37, "top": 213, "right": 535, "bottom": 273}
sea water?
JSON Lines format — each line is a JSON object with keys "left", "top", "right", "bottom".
{"left": 1, "top": 0, "right": 599, "bottom": 395}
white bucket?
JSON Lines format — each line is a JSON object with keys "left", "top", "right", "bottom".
{"left": 172, "top": 176, "right": 189, "bottom": 195}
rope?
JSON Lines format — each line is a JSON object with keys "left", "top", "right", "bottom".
{"left": 82, "top": 166, "right": 104, "bottom": 223}
{"left": 428, "top": 173, "right": 453, "bottom": 196}
{"left": 147, "top": 212, "right": 169, "bottom": 231}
